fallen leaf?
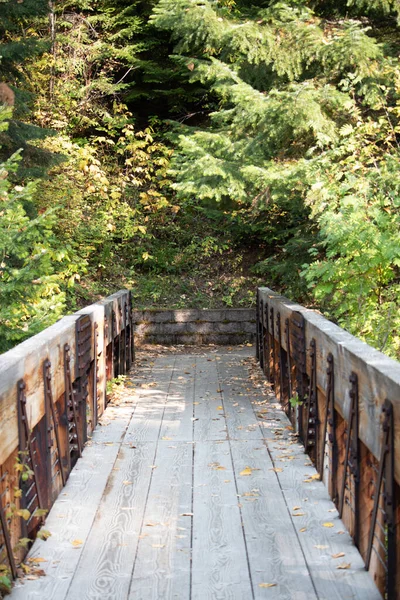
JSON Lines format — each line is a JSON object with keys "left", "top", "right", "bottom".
{"left": 180, "top": 513, "right": 193, "bottom": 517}
{"left": 271, "top": 468, "right": 283, "bottom": 473}
{"left": 259, "top": 583, "right": 277, "bottom": 588}
{"left": 323, "top": 522, "right": 334, "bottom": 528}
{"left": 240, "top": 466, "right": 253, "bottom": 476}
{"left": 152, "top": 544, "right": 165, "bottom": 548}
{"left": 332, "top": 552, "right": 345, "bottom": 559}
{"left": 299, "top": 527, "right": 307, "bottom": 532}
{"left": 71, "top": 539, "right": 83, "bottom": 547}
{"left": 123, "top": 480, "right": 133, "bottom": 485}
{"left": 292, "top": 506, "right": 302, "bottom": 511}
{"left": 336, "top": 563, "right": 351, "bottom": 570}
{"left": 27, "top": 558, "right": 46, "bottom": 564}
{"left": 314, "top": 545, "right": 329, "bottom": 550}
{"left": 161, "top": 437, "right": 171, "bottom": 441}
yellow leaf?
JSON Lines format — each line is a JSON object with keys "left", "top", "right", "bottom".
{"left": 240, "top": 467, "right": 253, "bottom": 476}
{"left": 27, "top": 557, "right": 46, "bottom": 564}
{"left": 271, "top": 468, "right": 283, "bottom": 473}
{"left": 323, "top": 522, "right": 334, "bottom": 528}
{"left": 259, "top": 583, "right": 277, "bottom": 588}
{"left": 16, "top": 509, "right": 30, "bottom": 521}
{"left": 299, "top": 527, "right": 307, "bottom": 532}
{"left": 292, "top": 506, "right": 301, "bottom": 511}
{"left": 21, "top": 563, "right": 31, "bottom": 574}
{"left": 314, "top": 545, "right": 328, "bottom": 549}
{"left": 292, "top": 512, "right": 305, "bottom": 517}
{"left": 332, "top": 552, "right": 345, "bottom": 559}
{"left": 71, "top": 539, "right": 83, "bottom": 547}
{"left": 217, "top": 406, "right": 223, "bottom": 410}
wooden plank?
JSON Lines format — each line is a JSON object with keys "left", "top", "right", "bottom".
{"left": 258, "top": 287, "right": 400, "bottom": 482}
{"left": 230, "top": 440, "right": 318, "bottom": 599}
{"left": 250, "top": 397, "right": 382, "bottom": 599}
{"left": 191, "top": 440, "right": 253, "bottom": 599}
{"left": 124, "top": 356, "right": 175, "bottom": 443}
{"left": 9, "top": 443, "right": 120, "bottom": 600}
{"left": 129, "top": 442, "right": 193, "bottom": 600}
{"left": 158, "top": 356, "right": 196, "bottom": 442}
{"left": 216, "top": 353, "right": 264, "bottom": 440}
{"left": 193, "top": 356, "right": 228, "bottom": 442}
{"left": 65, "top": 442, "right": 156, "bottom": 600}
{"left": 90, "top": 405, "right": 136, "bottom": 444}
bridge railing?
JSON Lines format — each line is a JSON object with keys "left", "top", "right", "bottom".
{"left": 256, "top": 287, "right": 400, "bottom": 598}
{"left": 0, "top": 290, "right": 134, "bottom": 577}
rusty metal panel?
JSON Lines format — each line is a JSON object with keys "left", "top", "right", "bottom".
{"left": 75, "top": 315, "right": 92, "bottom": 379}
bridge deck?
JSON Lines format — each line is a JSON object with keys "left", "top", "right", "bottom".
{"left": 10, "top": 348, "right": 381, "bottom": 600}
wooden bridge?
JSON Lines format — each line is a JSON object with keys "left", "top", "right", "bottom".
{"left": 0, "top": 288, "right": 399, "bottom": 599}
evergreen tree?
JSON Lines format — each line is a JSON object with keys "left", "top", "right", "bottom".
{"left": 151, "top": 0, "right": 400, "bottom": 357}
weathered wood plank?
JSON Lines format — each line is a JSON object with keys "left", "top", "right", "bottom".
{"left": 193, "top": 356, "right": 228, "bottom": 442}
{"left": 216, "top": 353, "right": 264, "bottom": 440}
{"left": 191, "top": 440, "right": 253, "bottom": 600}
{"left": 124, "top": 356, "right": 175, "bottom": 443}
{"left": 251, "top": 394, "right": 382, "bottom": 599}
{"left": 90, "top": 405, "right": 137, "bottom": 443}
{"left": 230, "top": 440, "right": 318, "bottom": 599}
{"left": 129, "top": 442, "right": 193, "bottom": 600}
{"left": 65, "top": 442, "right": 156, "bottom": 600}
{"left": 158, "top": 356, "right": 196, "bottom": 442}
{"left": 9, "top": 443, "right": 120, "bottom": 600}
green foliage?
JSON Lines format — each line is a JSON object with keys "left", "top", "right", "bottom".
{"left": 150, "top": 0, "right": 400, "bottom": 357}
{"left": 0, "top": 108, "right": 67, "bottom": 352}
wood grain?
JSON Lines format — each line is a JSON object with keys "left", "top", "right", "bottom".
{"left": 129, "top": 442, "right": 193, "bottom": 600}
{"left": 66, "top": 443, "right": 156, "bottom": 600}
{"left": 193, "top": 356, "right": 228, "bottom": 442}
{"left": 9, "top": 443, "right": 119, "bottom": 600}
{"left": 192, "top": 440, "right": 253, "bottom": 600}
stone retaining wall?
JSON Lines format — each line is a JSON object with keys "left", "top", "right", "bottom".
{"left": 132, "top": 308, "right": 256, "bottom": 346}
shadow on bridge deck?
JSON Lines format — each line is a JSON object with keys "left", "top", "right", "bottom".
{"left": 9, "top": 347, "right": 381, "bottom": 600}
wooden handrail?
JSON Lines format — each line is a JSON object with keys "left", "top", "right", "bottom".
{"left": 0, "top": 289, "right": 134, "bottom": 577}
{"left": 256, "top": 286, "right": 400, "bottom": 599}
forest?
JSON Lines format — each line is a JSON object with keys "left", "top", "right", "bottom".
{"left": 1, "top": 0, "right": 400, "bottom": 359}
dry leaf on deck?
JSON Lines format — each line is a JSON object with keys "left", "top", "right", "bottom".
{"left": 332, "top": 552, "right": 345, "bottom": 559}
{"left": 323, "top": 522, "right": 334, "bottom": 528}
{"left": 337, "top": 563, "right": 351, "bottom": 570}
{"left": 259, "top": 583, "right": 277, "bottom": 588}
{"left": 27, "top": 558, "right": 46, "bottom": 563}
{"left": 240, "top": 466, "right": 253, "bottom": 476}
